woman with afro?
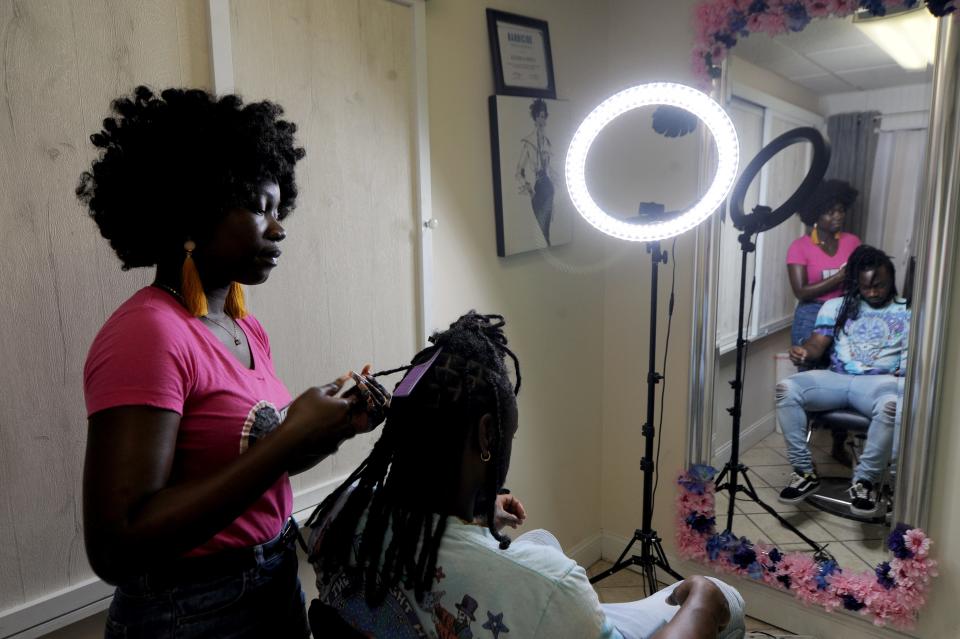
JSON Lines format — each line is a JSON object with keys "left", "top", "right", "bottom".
{"left": 786, "top": 179, "right": 862, "bottom": 355}
{"left": 78, "top": 86, "right": 386, "bottom": 638}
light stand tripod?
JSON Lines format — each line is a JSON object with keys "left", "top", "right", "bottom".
{"left": 714, "top": 127, "right": 832, "bottom": 556}
{"left": 589, "top": 239, "right": 683, "bottom": 594}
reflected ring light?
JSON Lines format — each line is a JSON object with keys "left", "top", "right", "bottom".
{"left": 728, "top": 126, "right": 831, "bottom": 234}
{"left": 565, "top": 82, "right": 739, "bottom": 242}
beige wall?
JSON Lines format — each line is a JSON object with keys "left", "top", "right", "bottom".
{"left": 22, "top": 1, "right": 960, "bottom": 637}
{"left": 425, "top": 0, "right": 612, "bottom": 549}
{"left": 599, "top": 0, "right": 703, "bottom": 551}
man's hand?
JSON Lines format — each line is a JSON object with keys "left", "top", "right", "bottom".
{"left": 789, "top": 345, "right": 809, "bottom": 366}
{"left": 493, "top": 493, "right": 527, "bottom": 531}
{"left": 665, "top": 576, "right": 730, "bottom": 631}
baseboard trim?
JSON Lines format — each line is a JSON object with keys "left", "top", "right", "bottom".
{"left": 712, "top": 411, "right": 777, "bottom": 466}
{"left": 565, "top": 532, "right": 603, "bottom": 570}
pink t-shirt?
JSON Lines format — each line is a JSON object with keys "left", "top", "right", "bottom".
{"left": 785, "top": 232, "right": 861, "bottom": 302}
{"left": 84, "top": 287, "right": 293, "bottom": 556}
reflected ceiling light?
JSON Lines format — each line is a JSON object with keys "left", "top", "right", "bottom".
{"left": 853, "top": 8, "right": 937, "bottom": 70}
{"left": 565, "top": 82, "right": 738, "bottom": 242}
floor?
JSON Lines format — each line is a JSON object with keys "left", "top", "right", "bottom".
{"left": 588, "top": 559, "right": 791, "bottom": 636}
{"left": 713, "top": 428, "right": 890, "bottom": 572}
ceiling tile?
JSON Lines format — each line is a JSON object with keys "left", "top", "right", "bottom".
{"left": 792, "top": 73, "right": 858, "bottom": 94}
{"left": 837, "top": 65, "right": 932, "bottom": 92}
{"left": 806, "top": 44, "right": 896, "bottom": 72}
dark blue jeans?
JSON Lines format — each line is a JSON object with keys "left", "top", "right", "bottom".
{"left": 791, "top": 301, "right": 823, "bottom": 347}
{"left": 105, "top": 521, "right": 309, "bottom": 639}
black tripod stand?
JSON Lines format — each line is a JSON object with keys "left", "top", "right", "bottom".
{"left": 713, "top": 221, "right": 827, "bottom": 555}
{"left": 589, "top": 240, "right": 683, "bottom": 594}
{"left": 715, "top": 126, "right": 833, "bottom": 556}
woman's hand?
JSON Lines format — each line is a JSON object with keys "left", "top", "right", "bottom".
{"left": 343, "top": 364, "right": 391, "bottom": 434}
{"left": 493, "top": 493, "right": 527, "bottom": 531}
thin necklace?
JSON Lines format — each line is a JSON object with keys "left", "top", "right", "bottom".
{"left": 152, "top": 282, "right": 184, "bottom": 302}
{"left": 203, "top": 314, "right": 243, "bottom": 346}
{"left": 152, "top": 283, "right": 242, "bottom": 346}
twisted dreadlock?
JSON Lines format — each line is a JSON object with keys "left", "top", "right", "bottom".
{"left": 307, "top": 311, "right": 521, "bottom": 606}
{"left": 834, "top": 245, "right": 899, "bottom": 335}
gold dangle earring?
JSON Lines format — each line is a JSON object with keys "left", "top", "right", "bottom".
{"left": 811, "top": 223, "right": 820, "bottom": 245}
{"left": 224, "top": 282, "right": 247, "bottom": 319}
{"left": 181, "top": 239, "right": 209, "bottom": 317}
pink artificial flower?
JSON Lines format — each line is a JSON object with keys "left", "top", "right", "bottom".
{"left": 832, "top": 0, "right": 860, "bottom": 18}
{"left": 747, "top": 12, "right": 787, "bottom": 37}
{"left": 806, "top": 1, "right": 835, "bottom": 18}
{"left": 904, "top": 529, "right": 931, "bottom": 559}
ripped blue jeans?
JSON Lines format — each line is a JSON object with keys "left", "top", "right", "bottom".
{"left": 776, "top": 370, "right": 904, "bottom": 484}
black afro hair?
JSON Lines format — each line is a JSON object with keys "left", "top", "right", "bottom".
{"left": 797, "top": 179, "right": 858, "bottom": 226}
{"left": 76, "top": 86, "right": 306, "bottom": 270}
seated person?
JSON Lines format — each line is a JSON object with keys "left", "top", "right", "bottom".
{"left": 305, "top": 312, "right": 745, "bottom": 639}
{"left": 776, "top": 246, "right": 909, "bottom": 517}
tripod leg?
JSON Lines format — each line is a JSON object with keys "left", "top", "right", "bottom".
{"left": 736, "top": 477, "right": 825, "bottom": 553}
{"left": 652, "top": 540, "right": 684, "bottom": 582}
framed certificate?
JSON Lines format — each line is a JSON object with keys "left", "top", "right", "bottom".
{"left": 486, "top": 9, "right": 556, "bottom": 99}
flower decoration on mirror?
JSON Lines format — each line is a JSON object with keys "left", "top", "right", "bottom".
{"left": 691, "top": 0, "right": 954, "bottom": 89}
{"left": 675, "top": 465, "right": 938, "bottom": 629}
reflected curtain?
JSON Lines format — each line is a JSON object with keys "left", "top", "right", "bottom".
{"left": 867, "top": 128, "right": 927, "bottom": 293}
{"left": 825, "top": 111, "right": 880, "bottom": 239}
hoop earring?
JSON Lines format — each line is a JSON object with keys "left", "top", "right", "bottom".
{"left": 480, "top": 450, "right": 491, "bottom": 463}
{"left": 181, "top": 240, "right": 208, "bottom": 317}
{"left": 224, "top": 282, "right": 247, "bottom": 319}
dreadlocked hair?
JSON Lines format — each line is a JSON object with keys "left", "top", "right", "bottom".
{"left": 834, "top": 245, "right": 899, "bottom": 335}
{"left": 307, "top": 311, "right": 521, "bottom": 606}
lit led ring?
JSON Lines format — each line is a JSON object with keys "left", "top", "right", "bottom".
{"left": 565, "top": 82, "right": 739, "bottom": 242}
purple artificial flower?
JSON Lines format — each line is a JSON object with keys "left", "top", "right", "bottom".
{"left": 769, "top": 548, "right": 783, "bottom": 564}
{"left": 678, "top": 464, "right": 717, "bottom": 495}
{"left": 777, "top": 574, "right": 792, "bottom": 589}
{"left": 815, "top": 560, "right": 841, "bottom": 590}
{"left": 686, "top": 512, "right": 716, "bottom": 533}
{"left": 706, "top": 531, "right": 737, "bottom": 561}
{"left": 747, "top": 561, "right": 764, "bottom": 580}
{"left": 731, "top": 538, "right": 757, "bottom": 569}
{"left": 875, "top": 561, "right": 896, "bottom": 590}
{"left": 784, "top": 2, "right": 812, "bottom": 31}
{"left": 859, "top": 0, "right": 887, "bottom": 16}
{"left": 925, "top": 0, "right": 956, "bottom": 17}
{"left": 727, "top": 9, "right": 748, "bottom": 35}
{"left": 748, "top": 0, "right": 768, "bottom": 13}
{"left": 842, "top": 594, "right": 865, "bottom": 611}
{"left": 887, "top": 523, "right": 915, "bottom": 560}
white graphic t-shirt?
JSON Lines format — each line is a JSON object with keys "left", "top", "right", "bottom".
{"left": 310, "top": 515, "right": 621, "bottom": 639}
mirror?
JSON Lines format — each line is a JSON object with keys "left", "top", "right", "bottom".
{"left": 685, "top": 3, "right": 959, "bottom": 619}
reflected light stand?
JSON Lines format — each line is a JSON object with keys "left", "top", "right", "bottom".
{"left": 717, "top": 126, "right": 832, "bottom": 557}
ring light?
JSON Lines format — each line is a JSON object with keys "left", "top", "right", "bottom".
{"left": 727, "top": 126, "right": 831, "bottom": 234}
{"left": 565, "top": 82, "right": 739, "bottom": 242}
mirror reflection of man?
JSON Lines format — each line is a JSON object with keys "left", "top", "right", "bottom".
{"left": 775, "top": 246, "right": 910, "bottom": 517}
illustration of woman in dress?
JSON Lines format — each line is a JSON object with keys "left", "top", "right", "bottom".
{"left": 515, "top": 98, "right": 554, "bottom": 246}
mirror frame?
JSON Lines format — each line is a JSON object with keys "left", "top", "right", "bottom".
{"left": 687, "top": 16, "right": 960, "bottom": 532}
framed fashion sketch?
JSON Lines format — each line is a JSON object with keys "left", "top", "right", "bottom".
{"left": 486, "top": 9, "right": 556, "bottom": 99}
{"left": 489, "top": 95, "right": 574, "bottom": 257}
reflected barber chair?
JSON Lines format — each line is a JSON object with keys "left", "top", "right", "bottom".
{"left": 804, "top": 407, "right": 892, "bottom": 523}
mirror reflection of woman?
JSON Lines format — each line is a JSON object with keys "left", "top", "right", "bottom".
{"left": 786, "top": 180, "right": 862, "bottom": 364}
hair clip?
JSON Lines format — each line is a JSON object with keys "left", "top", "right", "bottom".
{"left": 392, "top": 348, "right": 443, "bottom": 398}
